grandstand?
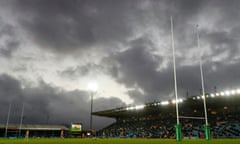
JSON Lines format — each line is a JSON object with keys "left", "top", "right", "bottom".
{"left": 0, "top": 124, "right": 68, "bottom": 138}
{"left": 93, "top": 89, "right": 240, "bottom": 139}
{"left": 1, "top": 89, "right": 239, "bottom": 139}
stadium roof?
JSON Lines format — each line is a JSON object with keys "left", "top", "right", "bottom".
{"left": 0, "top": 124, "right": 69, "bottom": 131}
{"left": 93, "top": 88, "right": 240, "bottom": 119}
{"left": 92, "top": 101, "right": 180, "bottom": 118}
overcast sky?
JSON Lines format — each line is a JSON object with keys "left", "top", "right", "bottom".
{"left": 0, "top": 0, "right": 239, "bottom": 130}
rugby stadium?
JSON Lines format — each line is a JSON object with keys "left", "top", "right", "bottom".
{"left": 1, "top": 88, "right": 240, "bottom": 144}
{"left": 94, "top": 88, "right": 240, "bottom": 139}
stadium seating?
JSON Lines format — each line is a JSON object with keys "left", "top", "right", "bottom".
{"left": 96, "top": 113, "right": 240, "bottom": 139}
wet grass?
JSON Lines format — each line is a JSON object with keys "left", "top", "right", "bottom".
{"left": 0, "top": 138, "right": 240, "bottom": 144}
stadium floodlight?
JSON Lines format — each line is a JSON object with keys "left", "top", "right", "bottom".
{"left": 126, "top": 106, "right": 135, "bottom": 111}
{"left": 237, "top": 89, "right": 240, "bottom": 94}
{"left": 197, "top": 96, "right": 201, "bottom": 99}
{"left": 210, "top": 93, "right": 215, "bottom": 98}
{"left": 231, "top": 90, "right": 236, "bottom": 95}
{"left": 172, "top": 98, "right": 183, "bottom": 104}
{"left": 130, "top": 106, "right": 134, "bottom": 110}
{"left": 87, "top": 82, "right": 98, "bottom": 130}
{"left": 179, "top": 98, "right": 183, "bottom": 103}
{"left": 161, "top": 101, "right": 169, "bottom": 105}
{"left": 135, "top": 104, "right": 145, "bottom": 110}
{"left": 220, "top": 92, "right": 225, "bottom": 96}
{"left": 225, "top": 90, "right": 230, "bottom": 96}
{"left": 216, "top": 93, "right": 219, "bottom": 96}
{"left": 88, "top": 82, "right": 98, "bottom": 92}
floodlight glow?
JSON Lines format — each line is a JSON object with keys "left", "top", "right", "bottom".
{"left": 210, "top": 93, "right": 215, "bottom": 98}
{"left": 237, "top": 89, "right": 240, "bottom": 94}
{"left": 179, "top": 98, "right": 183, "bottom": 103}
{"left": 220, "top": 92, "right": 225, "bottom": 96}
{"left": 87, "top": 82, "right": 98, "bottom": 92}
{"left": 216, "top": 93, "right": 219, "bottom": 96}
{"left": 197, "top": 96, "right": 200, "bottom": 99}
{"left": 225, "top": 90, "right": 230, "bottom": 96}
{"left": 135, "top": 105, "right": 145, "bottom": 110}
{"left": 161, "top": 101, "right": 169, "bottom": 105}
{"left": 231, "top": 90, "right": 236, "bottom": 95}
{"left": 172, "top": 98, "right": 183, "bottom": 103}
{"left": 126, "top": 106, "right": 135, "bottom": 111}
{"left": 201, "top": 95, "right": 205, "bottom": 99}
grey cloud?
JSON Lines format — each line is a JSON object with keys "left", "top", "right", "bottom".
{"left": 200, "top": 29, "right": 239, "bottom": 61}
{"left": 0, "top": 74, "right": 23, "bottom": 103}
{"left": 1, "top": 0, "right": 239, "bottom": 58}
{"left": 12, "top": 64, "right": 28, "bottom": 72}
{"left": 127, "top": 89, "right": 145, "bottom": 105}
{"left": 0, "top": 18, "right": 20, "bottom": 58}
{"left": 93, "top": 97, "right": 125, "bottom": 112}
{"left": 209, "top": 0, "right": 240, "bottom": 25}
{"left": 102, "top": 36, "right": 240, "bottom": 103}
{"left": 8, "top": 0, "right": 136, "bottom": 54}
{"left": 102, "top": 44, "right": 167, "bottom": 102}
{"left": 59, "top": 63, "right": 104, "bottom": 79}
{"left": 4, "top": 0, "right": 208, "bottom": 54}
{"left": 0, "top": 74, "right": 23, "bottom": 124}
{"left": 0, "top": 40, "right": 19, "bottom": 57}
{"left": 0, "top": 0, "right": 240, "bottom": 130}
{"left": 0, "top": 74, "right": 121, "bottom": 129}
{"left": 205, "top": 61, "right": 240, "bottom": 90}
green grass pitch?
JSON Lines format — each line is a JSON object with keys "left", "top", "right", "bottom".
{"left": 1, "top": 138, "right": 240, "bottom": 144}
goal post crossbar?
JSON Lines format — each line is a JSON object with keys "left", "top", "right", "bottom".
{"left": 179, "top": 116, "right": 205, "bottom": 120}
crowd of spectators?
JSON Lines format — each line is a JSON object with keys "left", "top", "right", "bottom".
{"left": 96, "top": 113, "right": 240, "bottom": 139}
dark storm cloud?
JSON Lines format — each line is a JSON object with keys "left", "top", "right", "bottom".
{"left": 0, "top": 74, "right": 23, "bottom": 124}
{"left": 3, "top": 0, "right": 208, "bottom": 54}
{"left": 59, "top": 63, "right": 104, "bottom": 79}
{"left": 1, "top": 0, "right": 239, "bottom": 56}
{"left": 197, "top": 0, "right": 240, "bottom": 59}
{"left": 102, "top": 43, "right": 169, "bottom": 102}
{"left": 93, "top": 97, "right": 125, "bottom": 112}
{"left": 0, "top": 18, "right": 20, "bottom": 58}
{"left": 2, "top": 0, "right": 239, "bottom": 91}
{"left": 0, "top": 0, "right": 240, "bottom": 129}
{"left": 0, "top": 74, "right": 121, "bottom": 129}
{"left": 103, "top": 43, "right": 240, "bottom": 103}
{"left": 175, "top": 58, "right": 240, "bottom": 95}
{"left": 127, "top": 89, "right": 145, "bottom": 104}
{"left": 201, "top": 29, "right": 240, "bottom": 60}
{"left": 102, "top": 33, "right": 240, "bottom": 104}
{"left": 7, "top": 0, "right": 137, "bottom": 53}
{"left": 0, "top": 74, "right": 23, "bottom": 103}
{"left": 204, "top": 61, "right": 240, "bottom": 91}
